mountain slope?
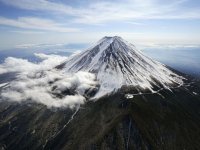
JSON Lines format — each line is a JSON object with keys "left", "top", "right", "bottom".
{"left": 0, "top": 36, "right": 200, "bottom": 150}
{"left": 61, "top": 36, "right": 184, "bottom": 98}
{"left": 0, "top": 79, "right": 200, "bottom": 150}
{"left": 44, "top": 82, "right": 200, "bottom": 150}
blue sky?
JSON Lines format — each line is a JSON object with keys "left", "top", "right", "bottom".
{"left": 0, "top": 0, "right": 200, "bottom": 50}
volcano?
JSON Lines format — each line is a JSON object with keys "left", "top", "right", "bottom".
{"left": 0, "top": 36, "right": 200, "bottom": 150}
{"left": 61, "top": 36, "right": 184, "bottom": 98}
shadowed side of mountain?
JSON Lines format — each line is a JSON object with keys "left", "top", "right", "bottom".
{"left": 0, "top": 79, "right": 200, "bottom": 150}
{"left": 44, "top": 81, "right": 200, "bottom": 150}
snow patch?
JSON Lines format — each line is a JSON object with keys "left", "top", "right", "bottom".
{"left": 0, "top": 83, "right": 8, "bottom": 88}
{"left": 193, "top": 92, "right": 198, "bottom": 95}
{"left": 125, "top": 94, "right": 134, "bottom": 99}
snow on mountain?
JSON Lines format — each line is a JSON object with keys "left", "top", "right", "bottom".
{"left": 62, "top": 36, "right": 184, "bottom": 98}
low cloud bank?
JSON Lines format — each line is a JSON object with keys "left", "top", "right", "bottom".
{"left": 0, "top": 53, "right": 97, "bottom": 108}
{"left": 0, "top": 53, "right": 67, "bottom": 74}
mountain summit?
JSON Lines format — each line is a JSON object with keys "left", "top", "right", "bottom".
{"left": 62, "top": 36, "right": 184, "bottom": 98}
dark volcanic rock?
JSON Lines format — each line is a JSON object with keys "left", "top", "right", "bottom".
{"left": 1, "top": 79, "right": 199, "bottom": 150}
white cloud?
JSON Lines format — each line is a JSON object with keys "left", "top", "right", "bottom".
{"left": 137, "top": 43, "right": 200, "bottom": 50}
{"left": 0, "top": 53, "right": 98, "bottom": 108}
{"left": 73, "top": 0, "right": 200, "bottom": 24}
{"left": 0, "top": 0, "right": 76, "bottom": 15}
{"left": 0, "top": 53, "right": 67, "bottom": 74}
{"left": 14, "top": 43, "right": 68, "bottom": 49}
{"left": 125, "top": 21, "right": 145, "bottom": 26}
{"left": 1, "top": 0, "right": 200, "bottom": 25}
{"left": 0, "top": 16, "right": 79, "bottom": 32}
{"left": 10, "top": 30, "right": 45, "bottom": 34}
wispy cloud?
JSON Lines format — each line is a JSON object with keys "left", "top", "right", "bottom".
{"left": 10, "top": 30, "right": 45, "bottom": 34}
{"left": 1, "top": 0, "right": 200, "bottom": 25}
{"left": 125, "top": 21, "right": 145, "bottom": 26}
{"left": 138, "top": 43, "right": 200, "bottom": 50}
{"left": 15, "top": 43, "right": 67, "bottom": 49}
{"left": 0, "top": 0, "right": 76, "bottom": 15}
{"left": 0, "top": 0, "right": 199, "bottom": 48}
{"left": 0, "top": 17, "right": 80, "bottom": 32}
{"left": 73, "top": 0, "right": 200, "bottom": 24}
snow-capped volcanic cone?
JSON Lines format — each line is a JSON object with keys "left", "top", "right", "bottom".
{"left": 61, "top": 36, "right": 184, "bottom": 98}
